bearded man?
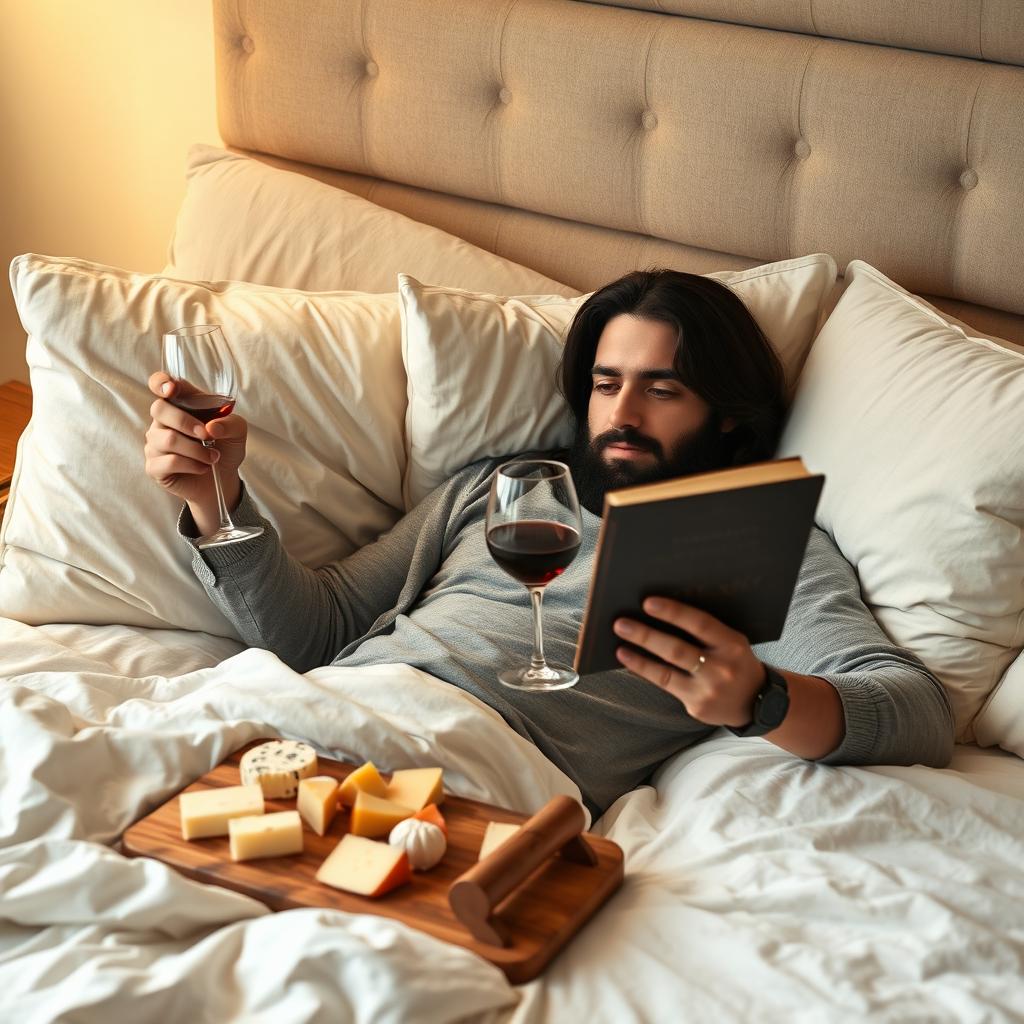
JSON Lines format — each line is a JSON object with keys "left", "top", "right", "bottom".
{"left": 144, "top": 270, "right": 954, "bottom": 817}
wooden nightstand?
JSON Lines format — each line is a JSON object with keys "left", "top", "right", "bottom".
{"left": 0, "top": 381, "right": 32, "bottom": 516}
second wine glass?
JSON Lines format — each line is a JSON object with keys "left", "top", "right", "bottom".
{"left": 485, "top": 459, "right": 582, "bottom": 691}
{"left": 161, "top": 324, "right": 264, "bottom": 549}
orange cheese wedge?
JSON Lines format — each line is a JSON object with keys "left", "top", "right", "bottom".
{"left": 385, "top": 767, "right": 444, "bottom": 811}
{"left": 316, "top": 834, "right": 411, "bottom": 898}
{"left": 350, "top": 790, "right": 414, "bottom": 838}
{"left": 337, "top": 761, "right": 389, "bottom": 807}
{"left": 413, "top": 803, "right": 448, "bottom": 838}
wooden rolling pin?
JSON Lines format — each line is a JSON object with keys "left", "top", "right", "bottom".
{"left": 448, "top": 794, "right": 598, "bottom": 946}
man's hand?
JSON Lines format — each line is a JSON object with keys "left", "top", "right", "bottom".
{"left": 613, "top": 596, "right": 847, "bottom": 758}
{"left": 143, "top": 371, "right": 248, "bottom": 534}
{"left": 613, "top": 598, "right": 767, "bottom": 727}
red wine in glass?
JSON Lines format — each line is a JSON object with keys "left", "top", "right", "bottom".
{"left": 169, "top": 393, "right": 236, "bottom": 424}
{"left": 485, "top": 459, "right": 583, "bottom": 691}
{"left": 486, "top": 520, "right": 581, "bottom": 587}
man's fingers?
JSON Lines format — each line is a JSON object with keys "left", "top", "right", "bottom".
{"left": 206, "top": 413, "right": 247, "bottom": 441}
{"left": 149, "top": 371, "right": 175, "bottom": 398}
{"left": 641, "top": 598, "right": 740, "bottom": 647}
{"left": 615, "top": 645, "right": 692, "bottom": 703}
{"left": 613, "top": 617, "right": 702, "bottom": 671}
{"left": 147, "top": 426, "right": 219, "bottom": 463}
{"left": 147, "top": 453, "right": 211, "bottom": 480}
{"left": 150, "top": 397, "right": 209, "bottom": 440}
{"left": 147, "top": 372, "right": 201, "bottom": 399}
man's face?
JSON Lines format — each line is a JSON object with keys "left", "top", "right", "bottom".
{"left": 569, "top": 314, "right": 729, "bottom": 514}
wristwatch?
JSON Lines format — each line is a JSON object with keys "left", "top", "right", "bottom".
{"left": 727, "top": 665, "right": 790, "bottom": 737}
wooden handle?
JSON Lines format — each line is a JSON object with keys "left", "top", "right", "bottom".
{"left": 448, "top": 795, "right": 597, "bottom": 946}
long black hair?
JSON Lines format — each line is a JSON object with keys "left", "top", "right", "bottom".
{"left": 558, "top": 269, "right": 787, "bottom": 467}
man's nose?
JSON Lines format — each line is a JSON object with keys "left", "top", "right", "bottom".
{"left": 609, "top": 386, "right": 642, "bottom": 429}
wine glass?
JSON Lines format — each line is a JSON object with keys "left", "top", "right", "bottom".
{"left": 486, "top": 459, "right": 583, "bottom": 691}
{"left": 161, "top": 324, "right": 264, "bottom": 549}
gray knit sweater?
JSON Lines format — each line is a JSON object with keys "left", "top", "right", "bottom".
{"left": 180, "top": 456, "right": 955, "bottom": 817}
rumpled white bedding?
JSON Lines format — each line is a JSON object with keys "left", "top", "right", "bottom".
{"left": 0, "top": 618, "right": 575, "bottom": 1022}
{"left": 1, "top": 617, "right": 1023, "bottom": 1023}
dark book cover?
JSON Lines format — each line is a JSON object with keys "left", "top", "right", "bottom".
{"left": 573, "top": 464, "right": 824, "bottom": 676}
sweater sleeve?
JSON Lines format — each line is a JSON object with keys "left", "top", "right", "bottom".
{"left": 176, "top": 471, "right": 471, "bottom": 672}
{"left": 754, "top": 527, "right": 955, "bottom": 769}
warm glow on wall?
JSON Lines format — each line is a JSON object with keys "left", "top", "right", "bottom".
{"left": 0, "top": 0, "right": 220, "bottom": 382}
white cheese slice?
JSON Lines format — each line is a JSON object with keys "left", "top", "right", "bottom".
{"left": 478, "top": 821, "right": 521, "bottom": 861}
{"left": 297, "top": 775, "right": 339, "bottom": 837}
{"left": 240, "top": 740, "right": 318, "bottom": 798}
{"left": 180, "top": 784, "right": 264, "bottom": 840}
{"left": 229, "top": 810, "right": 304, "bottom": 861}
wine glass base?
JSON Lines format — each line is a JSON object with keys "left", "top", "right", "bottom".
{"left": 196, "top": 524, "right": 265, "bottom": 550}
{"left": 498, "top": 664, "right": 579, "bottom": 692}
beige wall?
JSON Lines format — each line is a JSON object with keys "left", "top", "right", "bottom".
{"left": 0, "top": 0, "right": 220, "bottom": 384}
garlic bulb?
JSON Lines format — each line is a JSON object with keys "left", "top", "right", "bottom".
{"left": 388, "top": 818, "right": 447, "bottom": 870}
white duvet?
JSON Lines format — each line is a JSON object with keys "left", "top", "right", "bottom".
{"left": 1, "top": 616, "right": 1022, "bottom": 1023}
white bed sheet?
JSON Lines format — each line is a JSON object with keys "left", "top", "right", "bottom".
{"left": 0, "top": 625, "right": 582, "bottom": 1022}
{"left": 514, "top": 737, "right": 1024, "bottom": 1023}
{"left": 1, "top": 619, "right": 1022, "bottom": 1023}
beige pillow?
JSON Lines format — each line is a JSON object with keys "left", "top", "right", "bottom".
{"left": 778, "top": 260, "right": 1024, "bottom": 740}
{"left": 166, "top": 144, "right": 576, "bottom": 297}
{"left": 399, "top": 253, "right": 838, "bottom": 507}
{"left": 2, "top": 254, "right": 408, "bottom": 639}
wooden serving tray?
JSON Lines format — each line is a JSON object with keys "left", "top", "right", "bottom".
{"left": 123, "top": 740, "right": 624, "bottom": 983}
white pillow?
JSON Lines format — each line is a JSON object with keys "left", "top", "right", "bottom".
{"left": 2, "top": 254, "right": 408, "bottom": 639}
{"left": 166, "top": 144, "right": 576, "bottom": 297}
{"left": 777, "top": 260, "right": 1024, "bottom": 740}
{"left": 398, "top": 254, "right": 838, "bottom": 507}
{"left": 973, "top": 650, "right": 1024, "bottom": 759}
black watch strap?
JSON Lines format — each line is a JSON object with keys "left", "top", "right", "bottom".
{"left": 727, "top": 666, "right": 790, "bottom": 738}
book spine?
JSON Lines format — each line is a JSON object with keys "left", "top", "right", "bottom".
{"left": 575, "top": 511, "right": 617, "bottom": 672}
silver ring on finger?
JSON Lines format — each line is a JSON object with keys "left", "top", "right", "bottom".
{"left": 688, "top": 654, "right": 707, "bottom": 675}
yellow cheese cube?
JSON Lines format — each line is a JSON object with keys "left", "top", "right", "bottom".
{"left": 337, "top": 761, "right": 388, "bottom": 807}
{"left": 316, "top": 834, "right": 411, "bottom": 897}
{"left": 228, "top": 810, "right": 303, "bottom": 862}
{"left": 297, "top": 775, "right": 339, "bottom": 836}
{"left": 478, "top": 821, "right": 521, "bottom": 861}
{"left": 350, "top": 791, "right": 414, "bottom": 838}
{"left": 384, "top": 767, "right": 444, "bottom": 811}
{"left": 179, "top": 784, "right": 264, "bottom": 840}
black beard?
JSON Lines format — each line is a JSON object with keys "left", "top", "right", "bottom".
{"left": 566, "top": 417, "right": 730, "bottom": 516}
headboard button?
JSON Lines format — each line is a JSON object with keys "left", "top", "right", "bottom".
{"left": 959, "top": 168, "right": 979, "bottom": 191}
{"left": 794, "top": 139, "right": 811, "bottom": 160}
{"left": 365, "top": 60, "right": 379, "bottom": 78}
{"left": 240, "top": 35, "right": 255, "bottom": 55}
{"left": 641, "top": 110, "right": 658, "bottom": 131}
{"left": 498, "top": 87, "right": 513, "bottom": 105}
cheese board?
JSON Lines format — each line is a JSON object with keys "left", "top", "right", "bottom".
{"left": 122, "top": 740, "right": 625, "bottom": 983}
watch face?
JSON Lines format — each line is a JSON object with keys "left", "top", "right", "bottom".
{"left": 758, "top": 685, "right": 789, "bottom": 727}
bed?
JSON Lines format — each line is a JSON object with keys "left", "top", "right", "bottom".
{"left": 2, "top": 1, "right": 1024, "bottom": 1020}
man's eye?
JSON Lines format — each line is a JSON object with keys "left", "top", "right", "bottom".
{"left": 593, "top": 381, "right": 618, "bottom": 394}
{"left": 649, "top": 388, "right": 678, "bottom": 399}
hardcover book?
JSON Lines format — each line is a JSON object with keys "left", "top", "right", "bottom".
{"left": 573, "top": 457, "right": 824, "bottom": 676}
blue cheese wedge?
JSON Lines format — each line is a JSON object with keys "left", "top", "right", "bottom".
{"left": 240, "top": 740, "right": 318, "bottom": 798}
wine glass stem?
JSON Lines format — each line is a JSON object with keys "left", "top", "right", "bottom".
{"left": 203, "top": 440, "right": 235, "bottom": 532}
{"left": 528, "top": 586, "right": 548, "bottom": 671}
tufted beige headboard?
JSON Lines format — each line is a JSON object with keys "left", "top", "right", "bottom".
{"left": 212, "top": 0, "right": 1024, "bottom": 343}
